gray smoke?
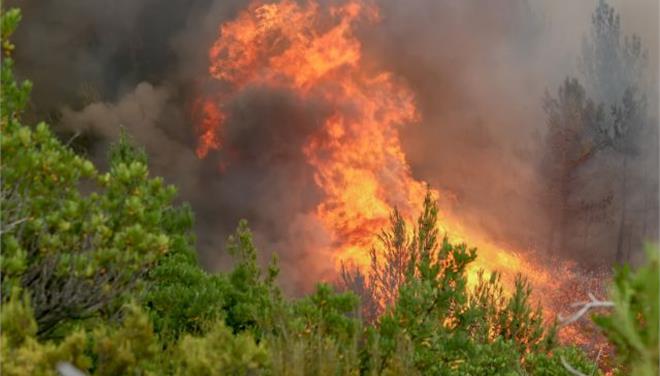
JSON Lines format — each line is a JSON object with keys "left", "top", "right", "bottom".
{"left": 362, "top": 0, "right": 658, "bottom": 264}
{"left": 9, "top": 0, "right": 659, "bottom": 293}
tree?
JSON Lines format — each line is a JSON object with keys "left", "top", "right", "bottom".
{"left": 0, "top": 289, "right": 90, "bottom": 376}
{"left": 0, "top": 6, "right": 202, "bottom": 340}
{"left": 542, "top": 0, "right": 655, "bottom": 263}
{"left": 341, "top": 208, "right": 412, "bottom": 321}
{"left": 579, "top": 0, "right": 653, "bottom": 263}
{"left": 142, "top": 235, "right": 228, "bottom": 342}
{"left": 268, "top": 284, "right": 362, "bottom": 375}
{"left": 340, "top": 263, "right": 379, "bottom": 323}
{"left": 542, "top": 78, "right": 605, "bottom": 255}
{"left": 344, "top": 193, "right": 569, "bottom": 374}
{"left": 580, "top": 0, "right": 647, "bottom": 105}
{"left": 1, "top": 116, "right": 179, "bottom": 336}
{"left": 174, "top": 320, "right": 269, "bottom": 376}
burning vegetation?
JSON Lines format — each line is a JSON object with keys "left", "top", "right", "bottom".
{"left": 193, "top": 0, "right": 564, "bottom": 297}
{"left": 189, "top": 0, "right": 655, "bottom": 335}
{"left": 1, "top": 0, "right": 658, "bottom": 374}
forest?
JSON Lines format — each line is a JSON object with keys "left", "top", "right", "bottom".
{"left": 1, "top": 1, "right": 659, "bottom": 375}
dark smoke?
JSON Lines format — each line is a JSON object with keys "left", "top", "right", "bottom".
{"left": 9, "top": 0, "right": 659, "bottom": 293}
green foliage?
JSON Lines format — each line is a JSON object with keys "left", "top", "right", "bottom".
{"left": 1, "top": 109, "right": 177, "bottom": 335}
{"left": 494, "top": 275, "right": 555, "bottom": 353}
{"left": 110, "top": 128, "right": 148, "bottom": 166}
{"left": 1, "top": 8, "right": 21, "bottom": 50}
{"left": 293, "top": 284, "right": 359, "bottom": 344}
{"left": 452, "top": 339, "right": 519, "bottom": 376}
{"left": 140, "top": 191, "right": 229, "bottom": 341}
{"left": 523, "top": 346, "right": 600, "bottom": 376}
{"left": 1, "top": 9, "right": 183, "bottom": 337}
{"left": 1, "top": 289, "right": 91, "bottom": 376}
{"left": 223, "top": 220, "right": 281, "bottom": 336}
{"left": 1, "top": 8, "right": 31, "bottom": 119}
{"left": 268, "top": 284, "right": 361, "bottom": 376}
{"left": 175, "top": 321, "right": 269, "bottom": 375}
{"left": 468, "top": 271, "right": 556, "bottom": 355}
{"left": 593, "top": 245, "right": 659, "bottom": 376}
{"left": 1, "top": 288, "right": 38, "bottom": 347}
{"left": 348, "top": 193, "right": 567, "bottom": 375}
{"left": 143, "top": 248, "right": 228, "bottom": 341}
{"left": 366, "top": 209, "right": 411, "bottom": 316}
{"left": 92, "top": 304, "right": 162, "bottom": 375}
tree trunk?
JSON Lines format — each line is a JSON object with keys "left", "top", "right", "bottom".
{"left": 582, "top": 213, "right": 592, "bottom": 252}
{"left": 547, "top": 179, "right": 570, "bottom": 256}
{"left": 615, "top": 154, "right": 629, "bottom": 263}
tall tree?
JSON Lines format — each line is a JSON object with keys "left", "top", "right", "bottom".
{"left": 580, "top": 0, "right": 652, "bottom": 263}
{"left": 542, "top": 78, "right": 604, "bottom": 255}
{"left": 543, "top": 0, "right": 655, "bottom": 263}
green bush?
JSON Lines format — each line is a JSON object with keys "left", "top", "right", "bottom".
{"left": 1, "top": 12, "right": 180, "bottom": 334}
{"left": 175, "top": 321, "right": 269, "bottom": 375}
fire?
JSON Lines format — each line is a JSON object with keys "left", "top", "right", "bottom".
{"left": 194, "top": 0, "right": 561, "bottom": 298}
{"left": 192, "top": 97, "right": 224, "bottom": 158}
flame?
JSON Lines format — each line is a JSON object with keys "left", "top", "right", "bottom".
{"left": 195, "top": 0, "right": 564, "bottom": 298}
{"left": 192, "top": 97, "right": 224, "bottom": 158}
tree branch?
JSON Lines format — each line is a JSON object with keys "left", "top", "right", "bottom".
{"left": 558, "top": 293, "right": 614, "bottom": 325}
{"left": 0, "top": 216, "right": 29, "bottom": 235}
{"left": 561, "top": 356, "right": 588, "bottom": 376}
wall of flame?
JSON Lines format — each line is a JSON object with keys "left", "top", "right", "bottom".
{"left": 193, "top": 0, "right": 569, "bottom": 304}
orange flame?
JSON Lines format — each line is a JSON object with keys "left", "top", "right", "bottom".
{"left": 192, "top": 97, "right": 224, "bottom": 158}
{"left": 195, "top": 0, "right": 565, "bottom": 299}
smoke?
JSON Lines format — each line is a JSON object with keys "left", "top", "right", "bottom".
{"left": 9, "top": 0, "right": 659, "bottom": 292}
{"left": 361, "top": 0, "right": 658, "bottom": 262}
{"left": 60, "top": 81, "right": 337, "bottom": 293}
{"left": 360, "top": 0, "right": 553, "bottom": 250}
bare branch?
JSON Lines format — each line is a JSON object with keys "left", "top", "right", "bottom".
{"left": 0, "top": 217, "right": 30, "bottom": 235}
{"left": 65, "top": 131, "right": 81, "bottom": 147}
{"left": 560, "top": 341, "right": 605, "bottom": 376}
{"left": 561, "top": 356, "right": 588, "bottom": 376}
{"left": 591, "top": 348, "right": 603, "bottom": 376}
{"left": 558, "top": 293, "right": 614, "bottom": 325}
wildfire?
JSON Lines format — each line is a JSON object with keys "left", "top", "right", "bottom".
{"left": 194, "top": 0, "right": 562, "bottom": 299}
